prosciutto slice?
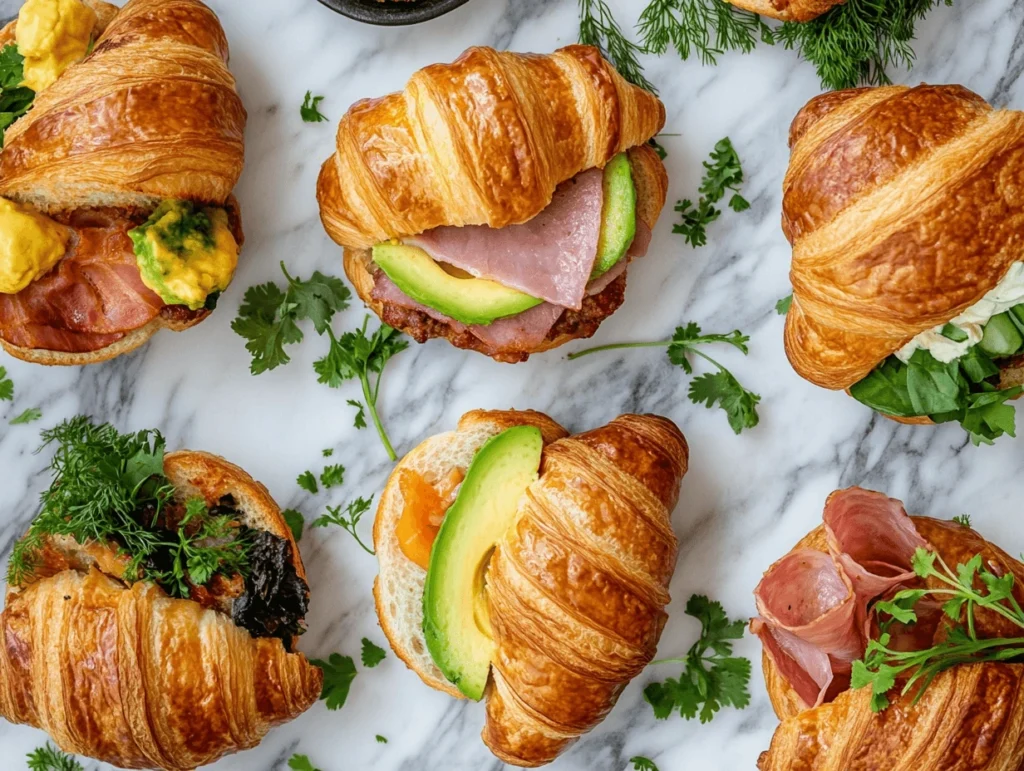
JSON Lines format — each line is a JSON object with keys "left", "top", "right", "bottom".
{"left": 406, "top": 168, "right": 605, "bottom": 309}
{"left": 0, "top": 213, "right": 164, "bottom": 353}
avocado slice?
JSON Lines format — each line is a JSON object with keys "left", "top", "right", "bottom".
{"left": 591, "top": 153, "right": 637, "bottom": 278}
{"left": 422, "top": 425, "right": 543, "bottom": 700}
{"left": 373, "top": 243, "right": 542, "bottom": 326}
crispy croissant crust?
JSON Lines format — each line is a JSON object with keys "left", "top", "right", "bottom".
{"left": 316, "top": 45, "right": 666, "bottom": 250}
{"left": 759, "top": 517, "right": 1024, "bottom": 770}
{"left": 724, "top": 0, "right": 838, "bottom": 21}
{"left": 0, "top": 0, "right": 246, "bottom": 213}
{"left": 782, "top": 84, "right": 1024, "bottom": 391}
{"left": 482, "top": 414, "right": 688, "bottom": 766}
{"left": 0, "top": 450, "right": 321, "bottom": 770}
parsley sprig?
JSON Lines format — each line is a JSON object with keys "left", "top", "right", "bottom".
{"left": 313, "top": 495, "right": 375, "bottom": 555}
{"left": 311, "top": 652, "right": 358, "bottom": 710}
{"left": 674, "top": 138, "right": 749, "bottom": 248}
{"left": 852, "top": 547, "right": 1024, "bottom": 712}
{"left": 630, "top": 757, "right": 659, "bottom": 771}
{"left": 26, "top": 744, "right": 82, "bottom": 771}
{"left": 0, "top": 366, "right": 12, "bottom": 401}
{"left": 300, "top": 91, "right": 327, "bottom": 123}
{"left": 644, "top": 595, "right": 752, "bottom": 722}
{"left": 288, "top": 755, "right": 322, "bottom": 771}
{"left": 569, "top": 322, "right": 760, "bottom": 434}
{"left": 361, "top": 637, "right": 387, "bottom": 668}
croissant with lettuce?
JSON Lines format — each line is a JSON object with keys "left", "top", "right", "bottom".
{"left": 754, "top": 488, "right": 1024, "bottom": 770}
{"left": 0, "top": 0, "right": 246, "bottom": 365}
{"left": 782, "top": 84, "right": 1024, "bottom": 444}
{"left": 0, "top": 418, "right": 321, "bottom": 770}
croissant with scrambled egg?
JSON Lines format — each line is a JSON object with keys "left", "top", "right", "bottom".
{"left": 0, "top": 0, "right": 246, "bottom": 365}
{"left": 782, "top": 84, "right": 1024, "bottom": 443}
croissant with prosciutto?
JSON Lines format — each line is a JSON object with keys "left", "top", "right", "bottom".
{"left": 0, "top": 418, "right": 321, "bottom": 769}
{"left": 0, "top": 0, "right": 246, "bottom": 365}
{"left": 754, "top": 488, "right": 1024, "bottom": 770}
{"left": 372, "top": 409, "right": 688, "bottom": 766}
{"left": 782, "top": 84, "right": 1024, "bottom": 444}
{"left": 316, "top": 46, "right": 668, "bottom": 362}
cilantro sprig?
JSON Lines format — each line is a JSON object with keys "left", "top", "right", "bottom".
{"left": 313, "top": 495, "right": 375, "bottom": 555}
{"left": 673, "top": 138, "right": 749, "bottom": 248}
{"left": 26, "top": 744, "right": 83, "bottom": 771}
{"left": 569, "top": 322, "right": 760, "bottom": 434}
{"left": 300, "top": 91, "right": 327, "bottom": 123}
{"left": 361, "top": 637, "right": 387, "bottom": 668}
{"left": 0, "top": 366, "right": 12, "bottom": 401}
{"left": 311, "top": 653, "right": 358, "bottom": 710}
{"left": 853, "top": 547, "right": 1024, "bottom": 712}
{"left": 630, "top": 757, "right": 659, "bottom": 771}
{"left": 644, "top": 595, "right": 751, "bottom": 723}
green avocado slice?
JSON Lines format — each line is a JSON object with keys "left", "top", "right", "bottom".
{"left": 591, "top": 152, "right": 637, "bottom": 278}
{"left": 372, "top": 243, "right": 542, "bottom": 326}
{"left": 422, "top": 425, "right": 543, "bottom": 701}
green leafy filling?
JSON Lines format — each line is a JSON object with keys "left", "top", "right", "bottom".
{"left": 0, "top": 45, "right": 34, "bottom": 147}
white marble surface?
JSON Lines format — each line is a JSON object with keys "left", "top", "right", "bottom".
{"left": 1, "top": 0, "right": 1024, "bottom": 769}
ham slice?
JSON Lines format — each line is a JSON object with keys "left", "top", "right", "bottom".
{"left": 0, "top": 213, "right": 164, "bottom": 353}
{"left": 406, "top": 168, "right": 605, "bottom": 310}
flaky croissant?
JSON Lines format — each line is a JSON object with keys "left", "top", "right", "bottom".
{"left": 782, "top": 85, "right": 1024, "bottom": 393}
{"left": 316, "top": 44, "right": 665, "bottom": 251}
{"left": 373, "top": 410, "right": 688, "bottom": 767}
{"left": 725, "top": 0, "right": 839, "bottom": 21}
{"left": 757, "top": 494, "right": 1024, "bottom": 770}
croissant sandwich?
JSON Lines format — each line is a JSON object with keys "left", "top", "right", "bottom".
{"left": 782, "top": 84, "right": 1024, "bottom": 444}
{"left": 372, "top": 409, "right": 687, "bottom": 766}
{"left": 0, "top": 0, "right": 246, "bottom": 366}
{"left": 316, "top": 46, "right": 668, "bottom": 363}
{"left": 0, "top": 417, "right": 322, "bottom": 770}
{"left": 754, "top": 487, "right": 1024, "bottom": 770}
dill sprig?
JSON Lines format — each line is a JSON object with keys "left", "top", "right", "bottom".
{"left": 579, "top": 0, "right": 656, "bottom": 92}
{"left": 637, "top": 0, "right": 772, "bottom": 67}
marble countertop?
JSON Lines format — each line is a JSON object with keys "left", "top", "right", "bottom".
{"left": 1, "top": 0, "right": 1023, "bottom": 769}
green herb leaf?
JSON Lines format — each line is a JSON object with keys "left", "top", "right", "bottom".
{"left": 320, "top": 463, "right": 346, "bottom": 489}
{"left": 649, "top": 137, "right": 667, "bottom": 160}
{"left": 322, "top": 448, "right": 334, "bottom": 457}
{"left": 361, "top": 637, "right": 387, "bottom": 668}
{"left": 849, "top": 357, "right": 917, "bottom": 418}
{"left": 288, "top": 754, "right": 321, "bottom": 771}
{"left": 672, "top": 138, "right": 748, "bottom": 248}
{"left": 776, "top": 295, "right": 792, "bottom": 316}
{"left": 348, "top": 399, "right": 367, "bottom": 429}
{"left": 313, "top": 495, "right": 375, "bottom": 555}
{"left": 311, "top": 653, "right": 357, "bottom": 710}
{"left": 630, "top": 757, "right": 659, "bottom": 771}
{"left": 282, "top": 508, "right": 304, "bottom": 542}
{"left": 960, "top": 387, "right": 1022, "bottom": 446}
{"left": 0, "top": 45, "right": 33, "bottom": 146}
{"left": 297, "top": 470, "right": 318, "bottom": 494}
{"left": 0, "top": 366, "right": 12, "bottom": 401}
{"left": 637, "top": 0, "right": 772, "bottom": 67}
{"left": 689, "top": 371, "right": 760, "bottom": 434}
{"left": 906, "top": 349, "right": 964, "bottom": 415}
{"left": 951, "top": 514, "right": 971, "bottom": 528}
{"left": 26, "top": 744, "right": 83, "bottom": 771}
{"left": 579, "top": 0, "right": 655, "bottom": 91}
{"left": 644, "top": 595, "right": 751, "bottom": 723}
{"left": 10, "top": 406, "right": 41, "bottom": 424}
{"left": 301, "top": 91, "right": 327, "bottom": 123}
{"left": 376, "top": 735, "right": 388, "bottom": 744}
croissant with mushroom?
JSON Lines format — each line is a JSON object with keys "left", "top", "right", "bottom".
{"left": 316, "top": 46, "right": 668, "bottom": 363}
{"left": 372, "top": 409, "right": 688, "bottom": 766}
{"left": 754, "top": 487, "right": 1024, "bottom": 770}
{"left": 782, "top": 84, "right": 1024, "bottom": 444}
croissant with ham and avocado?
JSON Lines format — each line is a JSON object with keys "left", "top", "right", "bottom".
{"left": 316, "top": 46, "right": 668, "bottom": 363}
{"left": 754, "top": 487, "right": 1024, "bottom": 770}
{"left": 0, "top": 0, "right": 245, "bottom": 366}
{"left": 0, "top": 417, "right": 321, "bottom": 770}
{"left": 373, "top": 409, "right": 688, "bottom": 766}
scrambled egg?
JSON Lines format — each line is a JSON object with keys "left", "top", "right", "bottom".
{"left": 129, "top": 200, "right": 239, "bottom": 310}
{"left": 17, "top": 0, "right": 97, "bottom": 92}
{"left": 0, "top": 197, "right": 69, "bottom": 294}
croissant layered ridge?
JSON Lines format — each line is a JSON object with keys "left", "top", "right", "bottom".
{"left": 0, "top": 569, "right": 321, "bottom": 771}
{"left": 316, "top": 45, "right": 666, "bottom": 250}
{"left": 781, "top": 84, "right": 1024, "bottom": 390}
{"left": 482, "top": 414, "right": 688, "bottom": 766}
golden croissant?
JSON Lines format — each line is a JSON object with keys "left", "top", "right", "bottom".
{"left": 782, "top": 84, "right": 1024, "bottom": 442}
{"left": 372, "top": 409, "right": 688, "bottom": 766}
{"left": 725, "top": 0, "right": 839, "bottom": 21}
{"left": 754, "top": 487, "right": 1024, "bottom": 770}
{"left": 316, "top": 45, "right": 668, "bottom": 362}
{"left": 0, "top": 0, "right": 246, "bottom": 366}
{"left": 0, "top": 419, "right": 322, "bottom": 770}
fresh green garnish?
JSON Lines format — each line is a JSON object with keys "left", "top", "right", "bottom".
{"left": 952, "top": 514, "right": 971, "bottom": 528}
{"left": 10, "top": 407, "right": 42, "bottom": 425}
{"left": 361, "top": 637, "right": 387, "bottom": 668}
{"left": 645, "top": 594, "right": 751, "bottom": 723}
{"left": 570, "top": 322, "right": 759, "bottom": 434}
{"left": 282, "top": 508, "right": 304, "bottom": 541}
{"left": 852, "top": 547, "right": 1024, "bottom": 712}
{"left": 297, "top": 470, "right": 318, "bottom": 494}
{"left": 288, "top": 754, "right": 321, "bottom": 771}
{"left": 7, "top": 418, "right": 252, "bottom": 595}
{"left": 0, "top": 45, "right": 34, "bottom": 147}
{"left": 0, "top": 366, "right": 12, "bottom": 401}
{"left": 314, "top": 316, "right": 408, "bottom": 461}
{"left": 776, "top": 295, "right": 792, "bottom": 315}
{"left": 673, "top": 138, "right": 749, "bottom": 248}
{"left": 348, "top": 399, "right": 367, "bottom": 429}
{"left": 637, "top": 0, "right": 771, "bottom": 66}
{"left": 630, "top": 757, "right": 659, "bottom": 771}
{"left": 313, "top": 496, "right": 375, "bottom": 555}
{"left": 649, "top": 138, "right": 667, "bottom": 160}
{"left": 26, "top": 744, "right": 82, "bottom": 771}
{"left": 376, "top": 735, "right": 388, "bottom": 744}
{"left": 311, "top": 653, "right": 358, "bottom": 710}
{"left": 320, "top": 463, "right": 345, "bottom": 489}
{"left": 300, "top": 91, "right": 327, "bottom": 123}
{"left": 579, "top": 0, "right": 655, "bottom": 92}
{"left": 232, "top": 262, "right": 351, "bottom": 375}
{"left": 322, "top": 448, "right": 334, "bottom": 457}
